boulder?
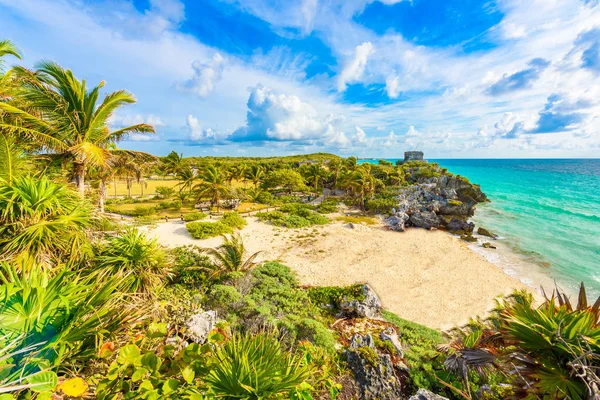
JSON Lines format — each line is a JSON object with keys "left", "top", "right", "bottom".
{"left": 384, "top": 212, "right": 410, "bottom": 232}
{"left": 438, "top": 198, "right": 476, "bottom": 216}
{"left": 445, "top": 218, "right": 475, "bottom": 234}
{"left": 482, "top": 242, "right": 497, "bottom": 249}
{"left": 409, "top": 388, "right": 449, "bottom": 400}
{"left": 409, "top": 210, "right": 440, "bottom": 230}
{"left": 345, "top": 334, "right": 403, "bottom": 399}
{"left": 477, "top": 227, "right": 498, "bottom": 238}
{"left": 460, "top": 234, "right": 478, "bottom": 243}
{"left": 339, "top": 284, "right": 382, "bottom": 319}
{"left": 380, "top": 327, "right": 403, "bottom": 357}
{"left": 185, "top": 310, "right": 217, "bottom": 343}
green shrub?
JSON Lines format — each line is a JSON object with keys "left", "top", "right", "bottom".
{"left": 131, "top": 205, "right": 159, "bottom": 216}
{"left": 157, "top": 200, "right": 182, "bottom": 210}
{"left": 186, "top": 221, "right": 233, "bottom": 239}
{"left": 221, "top": 212, "right": 247, "bottom": 229}
{"left": 256, "top": 208, "right": 328, "bottom": 228}
{"left": 296, "top": 318, "right": 337, "bottom": 353}
{"left": 183, "top": 212, "right": 208, "bottom": 222}
{"left": 316, "top": 199, "right": 338, "bottom": 214}
{"left": 255, "top": 191, "right": 276, "bottom": 204}
{"left": 365, "top": 197, "right": 397, "bottom": 214}
{"left": 170, "top": 245, "right": 214, "bottom": 286}
{"left": 307, "top": 284, "right": 365, "bottom": 313}
{"left": 155, "top": 186, "right": 175, "bottom": 199}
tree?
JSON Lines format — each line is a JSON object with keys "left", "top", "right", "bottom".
{"left": 0, "top": 176, "right": 94, "bottom": 265}
{"left": 344, "top": 169, "right": 376, "bottom": 210}
{"left": 245, "top": 164, "right": 265, "bottom": 188}
{"left": 194, "top": 164, "right": 230, "bottom": 210}
{"left": 327, "top": 159, "right": 343, "bottom": 189}
{"left": 301, "top": 163, "right": 325, "bottom": 193}
{"left": 0, "top": 61, "right": 155, "bottom": 197}
{"left": 262, "top": 169, "right": 306, "bottom": 195}
{"left": 177, "top": 165, "right": 197, "bottom": 194}
{"left": 201, "top": 232, "right": 261, "bottom": 281}
{"left": 0, "top": 40, "right": 21, "bottom": 65}
{"left": 161, "top": 151, "right": 185, "bottom": 176}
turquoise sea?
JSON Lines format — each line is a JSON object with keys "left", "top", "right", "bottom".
{"left": 362, "top": 159, "right": 600, "bottom": 296}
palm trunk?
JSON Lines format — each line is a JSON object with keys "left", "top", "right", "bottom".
{"left": 74, "top": 163, "right": 85, "bottom": 198}
{"left": 141, "top": 181, "right": 144, "bottom": 197}
{"left": 114, "top": 177, "right": 117, "bottom": 197}
{"left": 99, "top": 179, "right": 107, "bottom": 213}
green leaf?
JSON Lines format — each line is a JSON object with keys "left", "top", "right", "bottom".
{"left": 141, "top": 352, "right": 161, "bottom": 371}
{"left": 162, "top": 379, "right": 180, "bottom": 394}
{"left": 138, "top": 379, "right": 154, "bottom": 392}
{"left": 132, "top": 367, "right": 149, "bottom": 382}
{"left": 148, "top": 322, "right": 168, "bottom": 338}
{"left": 118, "top": 344, "right": 142, "bottom": 366}
{"left": 0, "top": 395, "right": 13, "bottom": 400}
{"left": 27, "top": 371, "right": 58, "bottom": 393}
{"left": 182, "top": 366, "right": 195, "bottom": 384}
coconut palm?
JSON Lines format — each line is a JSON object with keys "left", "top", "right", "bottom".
{"left": 303, "top": 163, "right": 326, "bottom": 193}
{"left": 194, "top": 164, "right": 230, "bottom": 210}
{"left": 0, "top": 40, "right": 22, "bottom": 100}
{"left": 0, "top": 176, "right": 94, "bottom": 265}
{"left": 92, "top": 228, "right": 171, "bottom": 294}
{"left": 202, "top": 232, "right": 261, "bottom": 280}
{"left": 161, "top": 150, "right": 185, "bottom": 177}
{"left": 0, "top": 61, "right": 155, "bottom": 197}
{"left": 327, "top": 159, "right": 343, "bottom": 189}
{"left": 245, "top": 164, "right": 265, "bottom": 189}
{"left": 176, "top": 165, "right": 197, "bottom": 194}
{"left": 344, "top": 169, "right": 376, "bottom": 210}
{"left": 0, "top": 40, "right": 20, "bottom": 66}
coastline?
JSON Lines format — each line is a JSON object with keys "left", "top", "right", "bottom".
{"left": 146, "top": 213, "right": 541, "bottom": 330}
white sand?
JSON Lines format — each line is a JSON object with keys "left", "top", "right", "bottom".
{"left": 146, "top": 216, "right": 537, "bottom": 330}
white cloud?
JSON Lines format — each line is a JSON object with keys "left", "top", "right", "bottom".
{"left": 110, "top": 113, "right": 166, "bottom": 128}
{"left": 300, "top": 0, "right": 318, "bottom": 34}
{"left": 354, "top": 126, "right": 368, "bottom": 144}
{"left": 180, "top": 53, "right": 226, "bottom": 98}
{"left": 186, "top": 114, "right": 226, "bottom": 142}
{"left": 385, "top": 75, "right": 401, "bottom": 99}
{"left": 337, "top": 42, "right": 374, "bottom": 91}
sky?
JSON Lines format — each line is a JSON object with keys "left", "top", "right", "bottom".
{"left": 1, "top": 0, "right": 599, "bottom": 158}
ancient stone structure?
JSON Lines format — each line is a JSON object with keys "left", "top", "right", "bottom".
{"left": 404, "top": 151, "right": 424, "bottom": 162}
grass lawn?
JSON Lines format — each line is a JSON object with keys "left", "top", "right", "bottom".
{"left": 335, "top": 215, "right": 379, "bottom": 225}
{"left": 106, "top": 179, "right": 180, "bottom": 197}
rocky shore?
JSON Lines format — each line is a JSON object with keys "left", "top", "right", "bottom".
{"left": 385, "top": 166, "right": 489, "bottom": 240}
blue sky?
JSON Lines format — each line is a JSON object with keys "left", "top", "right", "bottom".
{"left": 1, "top": 0, "right": 599, "bottom": 157}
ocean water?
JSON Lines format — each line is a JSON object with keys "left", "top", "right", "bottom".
{"left": 362, "top": 159, "right": 600, "bottom": 296}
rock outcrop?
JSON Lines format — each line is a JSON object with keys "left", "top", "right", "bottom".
{"left": 339, "top": 284, "right": 382, "bottom": 319}
{"left": 477, "top": 227, "right": 498, "bottom": 238}
{"left": 383, "top": 169, "right": 488, "bottom": 234}
{"left": 185, "top": 310, "right": 217, "bottom": 343}
{"left": 409, "top": 388, "right": 449, "bottom": 400}
{"left": 345, "top": 334, "right": 403, "bottom": 399}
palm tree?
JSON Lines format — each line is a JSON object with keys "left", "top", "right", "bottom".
{"left": 93, "top": 228, "right": 171, "bottom": 295}
{"left": 302, "top": 163, "right": 325, "bottom": 193}
{"left": 327, "top": 159, "right": 343, "bottom": 189}
{"left": 177, "top": 165, "right": 197, "bottom": 194}
{"left": 245, "top": 164, "right": 265, "bottom": 189}
{"left": 161, "top": 150, "right": 185, "bottom": 177}
{"left": 346, "top": 169, "right": 376, "bottom": 210}
{"left": 194, "top": 165, "right": 230, "bottom": 210}
{"left": 0, "top": 40, "right": 20, "bottom": 65}
{"left": 345, "top": 156, "right": 358, "bottom": 171}
{"left": 0, "top": 176, "right": 94, "bottom": 265}
{"left": 0, "top": 40, "right": 22, "bottom": 99}
{"left": 202, "top": 232, "right": 261, "bottom": 281}
{"left": 0, "top": 61, "right": 155, "bottom": 197}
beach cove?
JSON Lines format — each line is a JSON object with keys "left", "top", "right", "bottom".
{"left": 146, "top": 213, "right": 545, "bottom": 330}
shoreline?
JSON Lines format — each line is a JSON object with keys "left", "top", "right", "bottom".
{"left": 145, "top": 214, "right": 542, "bottom": 330}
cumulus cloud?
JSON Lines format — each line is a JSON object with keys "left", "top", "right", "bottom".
{"left": 383, "top": 130, "right": 399, "bottom": 147}
{"left": 230, "top": 85, "right": 346, "bottom": 143}
{"left": 110, "top": 113, "right": 166, "bottom": 128}
{"left": 180, "top": 53, "right": 226, "bottom": 97}
{"left": 487, "top": 58, "right": 550, "bottom": 95}
{"left": 494, "top": 112, "right": 526, "bottom": 138}
{"left": 337, "top": 42, "right": 374, "bottom": 92}
{"left": 186, "top": 114, "right": 226, "bottom": 142}
{"left": 402, "top": 125, "right": 452, "bottom": 149}
{"left": 354, "top": 126, "right": 368, "bottom": 144}
{"left": 385, "top": 75, "right": 401, "bottom": 99}
{"left": 531, "top": 93, "right": 588, "bottom": 133}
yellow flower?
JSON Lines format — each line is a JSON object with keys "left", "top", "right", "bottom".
{"left": 58, "top": 377, "right": 88, "bottom": 397}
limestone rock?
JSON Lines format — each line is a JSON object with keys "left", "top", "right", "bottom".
{"left": 482, "top": 242, "right": 497, "bottom": 249}
{"left": 345, "top": 334, "right": 403, "bottom": 399}
{"left": 409, "top": 388, "right": 449, "bottom": 400}
{"left": 477, "top": 227, "right": 498, "bottom": 238}
{"left": 445, "top": 218, "right": 474, "bottom": 234}
{"left": 380, "top": 327, "right": 403, "bottom": 357}
{"left": 409, "top": 210, "right": 440, "bottom": 230}
{"left": 384, "top": 212, "right": 409, "bottom": 232}
{"left": 185, "top": 310, "right": 217, "bottom": 343}
{"left": 460, "top": 234, "right": 478, "bottom": 243}
{"left": 339, "top": 284, "right": 382, "bottom": 319}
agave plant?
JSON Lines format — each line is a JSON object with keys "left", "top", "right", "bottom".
{"left": 93, "top": 228, "right": 172, "bottom": 294}
{"left": 0, "top": 261, "right": 131, "bottom": 370}
{"left": 0, "top": 176, "right": 94, "bottom": 265}
{"left": 500, "top": 283, "right": 600, "bottom": 399}
{"left": 204, "top": 332, "right": 311, "bottom": 398}
{"left": 202, "top": 232, "right": 261, "bottom": 281}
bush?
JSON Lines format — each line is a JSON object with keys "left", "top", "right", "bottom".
{"left": 186, "top": 221, "right": 233, "bottom": 239}
{"left": 316, "top": 199, "right": 338, "bottom": 214}
{"left": 157, "top": 200, "right": 182, "bottom": 210}
{"left": 255, "top": 191, "right": 276, "bottom": 204}
{"left": 365, "top": 197, "right": 397, "bottom": 214}
{"left": 170, "top": 245, "right": 214, "bottom": 286}
{"left": 155, "top": 186, "right": 175, "bottom": 199}
{"left": 296, "top": 318, "right": 337, "bottom": 353}
{"left": 221, "top": 212, "right": 247, "bottom": 229}
{"left": 183, "top": 212, "right": 208, "bottom": 222}
{"left": 256, "top": 207, "right": 328, "bottom": 228}
{"left": 129, "top": 205, "right": 159, "bottom": 217}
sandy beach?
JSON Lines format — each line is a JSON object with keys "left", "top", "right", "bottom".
{"left": 146, "top": 215, "right": 537, "bottom": 330}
